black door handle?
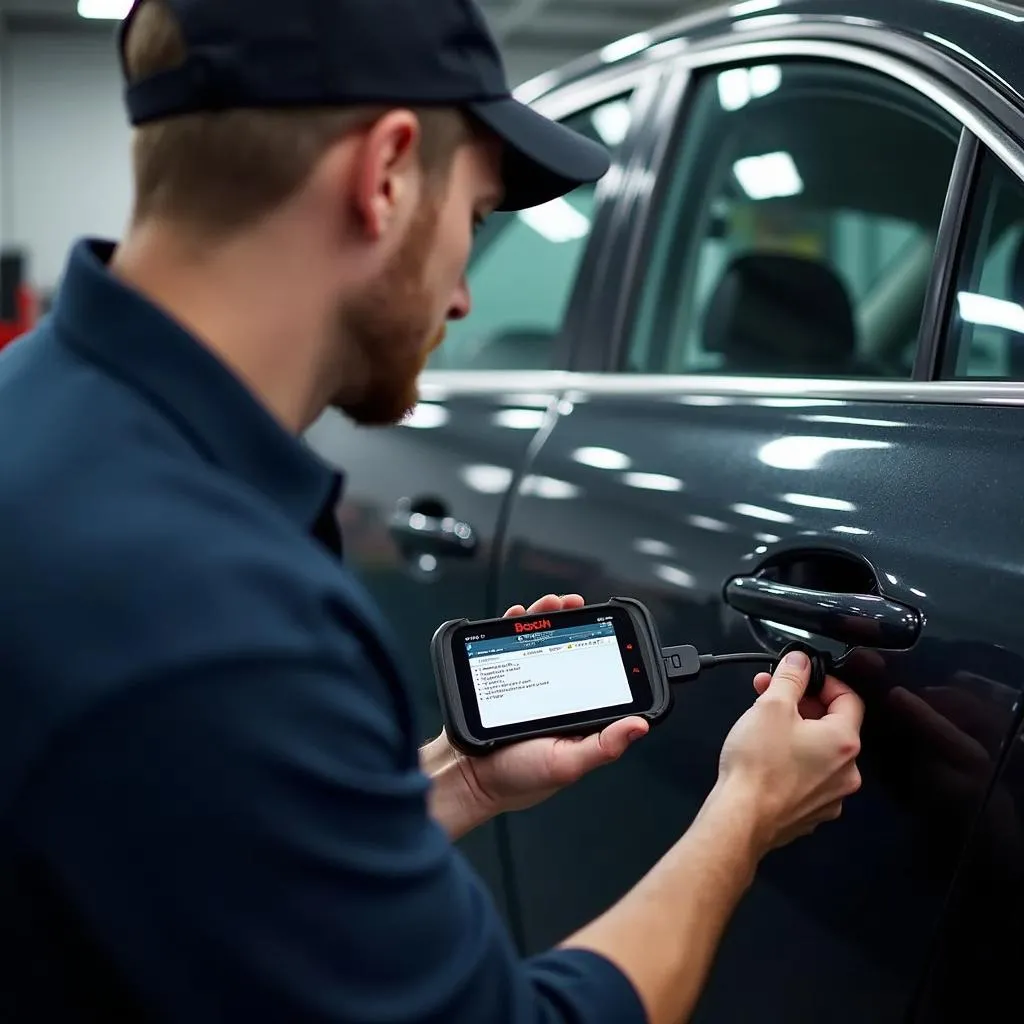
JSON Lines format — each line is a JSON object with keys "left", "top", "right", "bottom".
{"left": 724, "top": 575, "right": 922, "bottom": 650}
{"left": 389, "top": 505, "right": 477, "bottom": 558}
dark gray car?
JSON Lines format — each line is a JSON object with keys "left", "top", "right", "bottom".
{"left": 306, "top": 1, "right": 1024, "bottom": 1019}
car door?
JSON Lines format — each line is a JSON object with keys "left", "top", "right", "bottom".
{"left": 305, "top": 65, "right": 664, "bottom": 919}
{"left": 495, "top": 38, "right": 1024, "bottom": 1023}
{"left": 897, "top": 138, "right": 1024, "bottom": 1023}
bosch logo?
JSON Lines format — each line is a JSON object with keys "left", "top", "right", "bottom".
{"left": 514, "top": 619, "right": 551, "bottom": 633}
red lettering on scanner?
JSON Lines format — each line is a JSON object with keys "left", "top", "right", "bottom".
{"left": 515, "top": 619, "right": 552, "bottom": 633}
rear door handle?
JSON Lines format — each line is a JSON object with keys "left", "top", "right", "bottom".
{"left": 389, "top": 505, "right": 478, "bottom": 559}
{"left": 724, "top": 575, "right": 922, "bottom": 650}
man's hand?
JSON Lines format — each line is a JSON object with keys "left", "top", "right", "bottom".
{"left": 561, "top": 651, "right": 866, "bottom": 1024}
{"left": 711, "top": 650, "right": 866, "bottom": 852}
{"left": 423, "top": 594, "right": 649, "bottom": 840}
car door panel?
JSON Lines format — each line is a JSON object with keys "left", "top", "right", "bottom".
{"left": 307, "top": 390, "right": 560, "bottom": 918}
{"left": 495, "top": 388, "right": 1024, "bottom": 1022}
{"left": 910, "top": 710, "right": 1024, "bottom": 1022}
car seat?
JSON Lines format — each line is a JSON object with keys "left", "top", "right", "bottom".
{"left": 703, "top": 253, "right": 862, "bottom": 376}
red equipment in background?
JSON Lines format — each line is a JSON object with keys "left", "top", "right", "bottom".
{"left": 0, "top": 250, "right": 39, "bottom": 350}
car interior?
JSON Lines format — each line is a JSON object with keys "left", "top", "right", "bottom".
{"left": 629, "top": 60, "right": 962, "bottom": 379}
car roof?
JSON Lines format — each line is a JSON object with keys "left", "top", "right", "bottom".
{"left": 517, "top": 0, "right": 1024, "bottom": 111}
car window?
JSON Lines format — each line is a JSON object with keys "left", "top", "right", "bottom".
{"left": 625, "top": 60, "right": 960, "bottom": 378}
{"left": 428, "top": 93, "right": 635, "bottom": 371}
{"left": 941, "top": 150, "right": 1024, "bottom": 379}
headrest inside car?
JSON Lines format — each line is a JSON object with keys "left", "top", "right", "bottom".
{"left": 703, "top": 253, "right": 857, "bottom": 375}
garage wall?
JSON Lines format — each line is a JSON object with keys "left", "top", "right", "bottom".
{"left": 1, "top": 29, "right": 132, "bottom": 291}
{"left": 0, "top": 27, "right": 581, "bottom": 293}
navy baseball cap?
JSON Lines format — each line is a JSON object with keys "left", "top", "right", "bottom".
{"left": 118, "top": 0, "right": 611, "bottom": 212}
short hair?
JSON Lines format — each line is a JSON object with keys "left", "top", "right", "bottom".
{"left": 123, "top": 0, "right": 470, "bottom": 239}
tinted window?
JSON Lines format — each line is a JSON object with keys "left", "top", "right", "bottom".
{"left": 626, "top": 61, "right": 960, "bottom": 378}
{"left": 942, "top": 151, "right": 1024, "bottom": 379}
{"left": 429, "top": 94, "right": 634, "bottom": 371}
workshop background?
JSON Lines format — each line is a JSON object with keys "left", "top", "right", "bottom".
{"left": 0, "top": 0, "right": 691, "bottom": 306}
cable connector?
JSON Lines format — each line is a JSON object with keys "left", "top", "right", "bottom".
{"left": 662, "top": 647, "right": 777, "bottom": 683}
{"left": 662, "top": 645, "right": 702, "bottom": 681}
{"left": 661, "top": 641, "right": 830, "bottom": 697}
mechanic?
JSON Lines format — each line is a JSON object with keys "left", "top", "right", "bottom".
{"left": 0, "top": 0, "right": 865, "bottom": 1021}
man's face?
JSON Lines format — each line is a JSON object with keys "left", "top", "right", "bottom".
{"left": 335, "top": 128, "right": 503, "bottom": 426}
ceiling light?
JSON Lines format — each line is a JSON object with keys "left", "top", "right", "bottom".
{"left": 758, "top": 436, "right": 893, "bottom": 471}
{"left": 517, "top": 197, "right": 591, "bottom": 243}
{"left": 782, "top": 493, "right": 857, "bottom": 512}
{"left": 753, "top": 397, "right": 842, "bottom": 408}
{"left": 803, "top": 414, "right": 906, "bottom": 427}
{"left": 717, "top": 68, "right": 753, "bottom": 111}
{"left": 493, "top": 408, "right": 548, "bottom": 430}
{"left": 748, "top": 63, "right": 782, "bottom": 97}
{"left": 716, "top": 64, "right": 781, "bottom": 111}
{"left": 677, "top": 394, "right": 734, "bottom": 406}
{"left": 600, "top": 32, "right": 652, "bottom": 63}
{"left": 401, "top": 403, "right": 449, "bottom": 429}
{"left": 591, "top": 101, "right": 633, "bottom": 147}
{"left": 730, "top": 0, "right": 782, "bottom": 15}
{"left": 763, "top": 619, "right": 813, "bottom": 640}
{"left": 78, "top": 0, "right": 132, "bottom": 18}
{"left": 521, "top": 475, "right": 580, "bottom": 500}
{"left": 635, "top": 538, "right": 675, "bottom": 557}
{"left": 623, "top": 472, "right": 684, "bottom": 492}
{"left": 461, "top": 464, "right": 514, "bottom": 494}
{"left": 688, "top": 515, "right": 731, "bottom": 532}
{"left": 573, "top": 446, "right": 632, "bottom": 471}
{"left": 731, "top": 503, "right": 794, "bottom": 524}
{"left": 655, "top": 564, "right": 696, "bottom": 589}
{"left": 957, "top": 291, "right": 1024, "bottom": 334}
{"left": 733, "top": 151, "right": 803, "bottom": 200}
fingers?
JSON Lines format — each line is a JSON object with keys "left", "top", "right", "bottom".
{"left": 505, "top": 594, "right": 586, "bottom": 618}
{"left": 821, "top": 676, "right": 866, "bottom": 731}
{"left": 526, "top": 593, "right": 584, "bottom": 614}
{"left": 550, "top": 717, "right": 648, "bottom": 784}
{"left": 761, "top": 650, "right": 811, "bottom": 705}
{"left": 756, "top": 669, "right": 862, "bottom": 725}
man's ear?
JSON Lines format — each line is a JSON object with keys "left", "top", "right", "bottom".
{"left": 350, "top": 109, "right": 423, "bottom": 241}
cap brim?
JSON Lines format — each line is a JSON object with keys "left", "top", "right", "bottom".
{"left": 469, "top": 97, "right": 611, "bottom": 212}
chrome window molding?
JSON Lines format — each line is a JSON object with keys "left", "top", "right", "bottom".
{"left": 419, "top": 370, "right": 1024, "bottom": 407}
{"left": 524, "top": 63, "right": 665, "bottom": 123}
{"left": 654, "top": 35, "right": 1024, "bottom": 186}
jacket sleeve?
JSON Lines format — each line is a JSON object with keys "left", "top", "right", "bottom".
{"left": 24, "top": 652, "right": 646, "bottom": 1024}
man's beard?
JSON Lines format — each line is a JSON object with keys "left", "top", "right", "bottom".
{"left": 333, "top": 196, "right": 444, "bottom": 427}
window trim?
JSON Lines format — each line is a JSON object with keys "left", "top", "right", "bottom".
{"left": 914, "top": 129, "right": 982, "bottom": 380}
{"left": 603, "top": 35, "right": 1024, "bottom": 389}
{"left": 419, "top": 369, "right": 1024, "bottom": 407}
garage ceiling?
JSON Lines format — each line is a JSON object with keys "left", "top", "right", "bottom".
{"left": 0, "top": 0, "right": 711, "bottom": 76}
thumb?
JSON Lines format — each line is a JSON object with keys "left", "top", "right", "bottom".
{"left": 550, "top": 718, "right": 649, "bottom": 784}
{"left": 763, "top": 650, "right": 812, "bottom": 705}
